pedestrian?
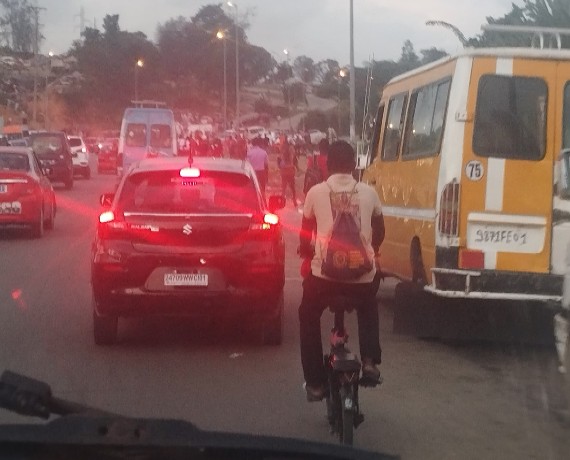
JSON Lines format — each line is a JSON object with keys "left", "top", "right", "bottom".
{"left": 236, "top": 134, "right": 248, "bottom": 160}
{"left": 303, "top": 138, "right": 329, "bottom": 195}
{"left": 247, "top": 137, "right": 269, "bottom": 198}
{"left": 278, "top": 139, "right": 299, "bottom": 207}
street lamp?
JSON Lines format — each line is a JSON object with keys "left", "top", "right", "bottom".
{"left": 44, "top": 51, "right": 54, "bottom": 130}
{"left": 217, "top": 30, "right": 228, "bottom": 132}
{"left": 338, "top": 68, "right": 347, "bottom": 135}
{"left": 134, "top": 58, "right": 144, "bottom": 101}
{"left": 227, "top": 2, "right": 239, "bottom": 129}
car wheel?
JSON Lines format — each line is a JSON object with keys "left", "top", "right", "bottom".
{"left": 44, "top": 200, "right": 55, "bottom": 230}
{"left": 84, "top": 167, "right": 91, "bottom": 179}
{"left": 31, "top": 207, "right": 44, "bottom": 238}
{"left": 64, "top": 175, "right": 73, "bottom": 190}
{"left": 93, "top": 307, "right": 118, "bottom": 345}
{"left": 261, "top": 292, "right": 284, "bottom": 346}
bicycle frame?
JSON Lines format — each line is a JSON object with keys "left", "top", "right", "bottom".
{"left": 324, "top": 308, "right": 365, "bottom": 446}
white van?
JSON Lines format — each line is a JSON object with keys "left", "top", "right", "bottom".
{"left": 118, "top": 104, "right": 177, "bottom": 175}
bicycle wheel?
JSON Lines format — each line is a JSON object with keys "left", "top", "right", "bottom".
{"left": 339, "top": 385, "right": 355, "bottom": 445}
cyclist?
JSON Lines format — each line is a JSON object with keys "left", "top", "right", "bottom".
{"left": 298, "top": 140, "right": 385, "bottom": 402}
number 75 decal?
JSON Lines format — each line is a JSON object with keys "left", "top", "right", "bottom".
{"left": 465, "top": 160, "right": 484, "bottom": 181}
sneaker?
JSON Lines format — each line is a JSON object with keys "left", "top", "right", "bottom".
{"left": 361, "top": 360, "right": 382, "bottom": 384}
{"left": 303, "top": 382, "right": 325, "bottom": 402}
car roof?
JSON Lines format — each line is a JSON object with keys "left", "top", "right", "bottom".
{"left": 0, "top": 146, "right": 32, "bottom": 155}
{"left": 130, "top": 156, "right": 254, "bottom": 176}
{"left": 30, "top": 131, "right": 66, "bottom": 137}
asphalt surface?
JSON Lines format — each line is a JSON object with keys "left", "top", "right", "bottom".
{"left": 0, "top": 156, "right": 569, "bottom": 459}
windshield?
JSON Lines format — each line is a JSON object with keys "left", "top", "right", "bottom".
{"left": 67, "top": 138, "right": 83, "bottom": 148}
{"left": 0, "top": 152, "right": 29, "bottom": 171}
{"left": 1, "top": 2, "right": 570, "bottom": 460}
{"left": 30, "top": 135, "right": 64, "bottom": 156}
{"left": 119, "top": 170, "right": 259, "bottom": 214}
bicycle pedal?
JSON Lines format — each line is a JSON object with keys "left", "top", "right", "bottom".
{"left": 359, "top": 375, "right": 383, "bottom": 387}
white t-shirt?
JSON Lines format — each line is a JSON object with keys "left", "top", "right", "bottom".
{"left": 246, "top": 145, "right": 268, "bottom": 171}
{"left": 303, "top": 174, "right": 383, "bottom": 283}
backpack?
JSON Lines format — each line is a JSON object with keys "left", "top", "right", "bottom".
{"left": 321, "top": 183, "right": 373, "bottom": 280}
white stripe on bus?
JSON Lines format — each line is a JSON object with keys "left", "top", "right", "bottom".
{"left": 484, "top": 57, "right": 513, "bottom": 270}
{"left": 382, "top": 206, "right": 437, "bottom": 221}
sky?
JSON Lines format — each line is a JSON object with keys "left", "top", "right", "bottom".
{"left": 40, "top": 0, "right": 516, "bottom": 64}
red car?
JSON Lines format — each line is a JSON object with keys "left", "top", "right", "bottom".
{"left": 97, "top": 140, "right": 119, "bottom": 174}
{"left": 0, "top": 147, "right": 56, "bottom": 238}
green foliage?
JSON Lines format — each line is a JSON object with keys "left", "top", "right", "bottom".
{"left": 0, "top": 0, "right": 37, "bottom": 52}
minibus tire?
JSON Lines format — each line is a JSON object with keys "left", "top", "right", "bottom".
{"left": 410, "top": 239, "right": 427, "bottom": 285}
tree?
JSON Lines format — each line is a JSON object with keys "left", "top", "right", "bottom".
{"left": 398, "top": 40, "right": 420, "bottom": 70}
{"left": 0, "top": 0, "right": 37, "bottom": 53}
{"left": 420, "top": 47, "right": 448, "bottom": 65}
{"left": 293, "top": 55, "right": 316, "bottom": 83}
{"left": 469, "top": 0, "right": 570, "bottom": 47}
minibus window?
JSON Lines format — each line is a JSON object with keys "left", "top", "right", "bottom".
{"left": 563, "top": 83, "right": 570, "bottom": 148}
{"left": 150, "top": 124, "right": 172, "bottom": 148}
{"left": 382, "top": 94, "right": 407, "bottom": 160}
{"left": 473, "top": 75, "right": 546, "bottom": 160}
{"left": 125, "top": 123, "right": 147, "bottom": 148}
{"left": 369, "top": 104, "right": 385, "bottom": 163}
{"left": 403, "top": 80, "right": 451, "bottom": 158}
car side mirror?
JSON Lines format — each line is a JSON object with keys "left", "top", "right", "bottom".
{"left": 268, "top": 195, "right": 286, "bottom": 213}
{"left": 100, "top": 193, "right": 114, "bottom": 207}
{"left": 557, "top": 149, "right": 570, "bottom": 199}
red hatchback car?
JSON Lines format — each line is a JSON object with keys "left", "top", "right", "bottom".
{"left": 0, "top": 147, "right": 56, "bottom": 238}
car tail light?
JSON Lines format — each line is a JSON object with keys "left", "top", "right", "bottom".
{"left": 459, "top": 249, "right": 484, "bottom": 269}
{"left": 247, "top": 213, "right": 279, "bottom": 240}
{"left": 98, "top": 211, "right": 129, "bottom": 239}
{"left": 438, "top": 180, "right": 460, "bottom": 237}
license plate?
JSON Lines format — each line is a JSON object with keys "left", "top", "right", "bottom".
{"left": 0, "top": 201, "right": 22, "bottom": 214}
{"left": 0, "top": 185, "right": 6, "bottom": 193}
{"left": 467, "top": 224, "right": 545, "bottom": 254}
{"left": 164, "top": 273, "right": 208, "bottom": 287}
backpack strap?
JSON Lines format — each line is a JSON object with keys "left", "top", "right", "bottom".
{"left": 326, "top": 180, "right": 359, "bottom": 213}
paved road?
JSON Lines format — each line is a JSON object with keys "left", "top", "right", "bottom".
{"left": 1, "top": 160, "right": 569, "bottom": 459}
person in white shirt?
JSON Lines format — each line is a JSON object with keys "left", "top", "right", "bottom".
{"left": 298, "top": 140, "right": 385, "bottom": 401}
{"left": 246, "top": 137, "right": 269, "bottom": 198}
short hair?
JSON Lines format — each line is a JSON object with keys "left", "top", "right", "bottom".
{"left": 327, "top": 140, "right": 355, "bottom": 172}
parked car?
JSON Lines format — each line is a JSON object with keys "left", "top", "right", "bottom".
{"left": 67, "top": 135, "right": 90, "bottom": 179}
{"left": 30, "top": 132, "right": 73, "bottom": 189}
{"left": 91, "top": 156, "right": 286, "bottom": 345}
{"left": 0, "top": 147, "right": 56, "bottom": 237}
{"left": 97, "top": 140, "right": 118, "bottom": 174}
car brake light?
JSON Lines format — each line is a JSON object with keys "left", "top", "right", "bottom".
{"left": 99, "top": 211, "right": 115, "bottom": 223}
{"left": 249, "top": 213, "right": 279, "bottom": 232}
{"left": 264, "top": 213, "right": 279, "bottom": 225}
{"left": 180, "top": 167, "right": 201, "bottom": 178}
{"left": 438, "top": 180, "right": 460, "bottom": 237}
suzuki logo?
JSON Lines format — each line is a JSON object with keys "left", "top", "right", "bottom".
{"left": 182, "top": 224, "right": 193, "bottom": 235}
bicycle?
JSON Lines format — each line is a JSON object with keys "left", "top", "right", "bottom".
{"left": 323, "top": 295, "right": 381, "bottom": 446}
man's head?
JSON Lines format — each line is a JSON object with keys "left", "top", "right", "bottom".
{"left": 318, "top": 138, "right": 329, "bottom": 155}
{"left": 327, "top": 140, "right": 356, "bottom": 174}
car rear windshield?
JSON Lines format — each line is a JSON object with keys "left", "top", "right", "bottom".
{"left": 68, "top": 138, "right": 83, "bottom": 147}
{"left": 473, "top": 75, "right": 547, "bottom": 160}
{"left": 31, "top": 135, "right": 64, "bottom": 156}
{"left": 118, "top": 170, "right": 260, "bottom": 214}
{"left": 0, "top": 153, "right": 29, "bottom": 171}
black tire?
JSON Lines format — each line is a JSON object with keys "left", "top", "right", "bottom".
{"left": 44, "top": 200, "right": 55, "bottom": 230}
{"left": 31, "top": 207, "right": 44, "bottom": 238}
{"left": 64, "top": 175, "right": 73, "bottom": 190}
{"left": 410, "top": 238, "right": 427, "bottom": 285}
{"left": 261, "top": 292, "right": 284, "bottom": 345}
{"left": 84, "top": 167, "right": 91, "bottom": 179}
{"left": 93, "top": 307, "right": 118, "bottom": 345}
{"left": 340, "top": 386, "right": 355, "bottom": 445}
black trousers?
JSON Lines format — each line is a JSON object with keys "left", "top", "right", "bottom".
{"left": 299, "top": 274, "right": 382, "bottom": 387}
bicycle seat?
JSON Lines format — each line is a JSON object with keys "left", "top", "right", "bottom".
{"left": 327, "top": 295, "right": 355, "bottom": 314}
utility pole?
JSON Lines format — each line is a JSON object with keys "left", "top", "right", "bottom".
{"left": 31, "top": 5, "right": 46, "bottom": 127}
{"left": 75, "top": 6, "right": 86, "bottom": 37}
{"left": 349, "top": 0, "right": 356, "bottom": 142}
